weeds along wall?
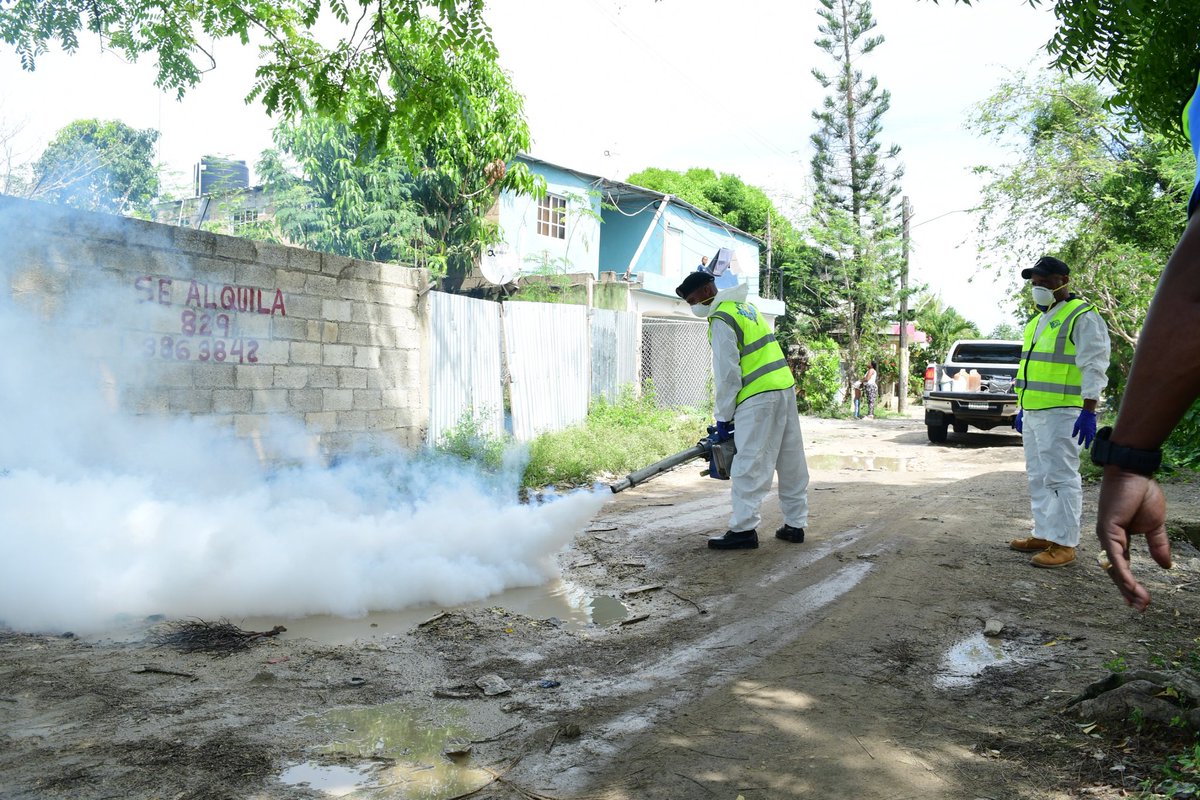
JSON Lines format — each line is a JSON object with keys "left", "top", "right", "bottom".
{"left": 0, "top": 195, "right": 430, "bottom": 456}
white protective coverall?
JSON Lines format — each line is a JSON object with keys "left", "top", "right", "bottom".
{"left": 1023, "top": 305, "right": 1111, "bottom": 547}
{"left": 710, "top": 283, "right": 810, "bottom": 533}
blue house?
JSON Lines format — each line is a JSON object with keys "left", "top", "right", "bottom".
{"left": 488, "top": 156, "right": 604, "bottom": 282}
{"left": 491, "top": 155, "right": 785, "bottom": 320}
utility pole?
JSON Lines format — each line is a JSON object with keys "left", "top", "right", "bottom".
{"left": 898, "top": 195, "right": 911, "bottom": 414}
{"left": 765, "top": 209, "right": 773, "bottom": 298}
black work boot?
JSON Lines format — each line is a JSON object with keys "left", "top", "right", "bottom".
{"left": 707, "top": 529, "right": 759, "bottom": 550}
{"left": 775, "top": 524, "right": 805, "bottom": 543}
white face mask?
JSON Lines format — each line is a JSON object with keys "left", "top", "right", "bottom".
{"left": 1031, "top": 285, "right": 1057, "bottom": 308}
{"left": 691, "top": 302, "right": 715, "bottom": 318}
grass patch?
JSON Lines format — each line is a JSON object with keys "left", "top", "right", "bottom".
{"left": 523, "top": 389, "right": 704, "bottom": 489}
{"left": 434, "top": 412, "right": 507, "bottom": 472}
{"left": 432, "top": 391, "right": 706, "bottom": 490}
{"left": 1083, "top": 642, "right": 1200, "bottom": 798}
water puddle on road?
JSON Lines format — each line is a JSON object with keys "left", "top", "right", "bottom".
{"left": 588, "top": 594, "right": 629, "bottom": 625}
{"left": 278, "top": 762, "right": 373, "bottom": 797}
{"left": 807, "top": 454, "right": 912, "bottom": 472}
{"left": 280, "top": 703, "right": 492, "bottom": 799}
{"left": 237, "top": 579, "right": 629, "bottom": 645}
{"left": 934, "top": 632, "right": 1022, "bottom": 688}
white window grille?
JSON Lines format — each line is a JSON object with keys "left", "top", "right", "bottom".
{"left": 537, "top": 194, "right": 566, "bottom": 239}
{"left": 231, "top": 209, "right": 259, "bottom": 230}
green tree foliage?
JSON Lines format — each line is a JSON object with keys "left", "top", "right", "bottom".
{"left": 969, "top": 70, "right": 1200, "bottom": 465}
{"left": 808, "top": 0, "right": 905, "bottom": 387}
{"left": 913, "top": 292, "right": 980, "bottom": 361}
{"left": 987, "top": 323, "right": 1022, "bottom": 340}
{"left": 798, "top": 337, "right": 843, "bottom": 415}
{"left": 624, "top": 167, "right": 817, "bottom": 306}
{"left": 30, "top": 118, "right": 159, "bottom": 213}
{"left": 0, "top": 0, "right": 499, "bottom": 162}
{"left": 251, "top": 17, "right": 535, "bottom": 282}
{"left": 970, "top": 72, "right": 1191, "bottom": 355}
{"left": 256, "top": 132, "right": 430, "bottom": 265}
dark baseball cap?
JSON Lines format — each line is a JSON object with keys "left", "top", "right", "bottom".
{"left": 675, "top": 270, "right": 715, "bottom": 299}
{"left": 1021, "top": 256, "right": 1070, "bottom": 279}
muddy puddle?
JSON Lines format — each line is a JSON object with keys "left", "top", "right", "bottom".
{"left": 280, "top": 703, "right": 492, "bottom": 798}
{"left": 78, "top": 556, "right": 632, "bottom": 645}
{"left": 232, "top": 578, "right": 629, "bottom": 645}
{"left": 278, "top": 762, "right": 373, "bottom": 797}
{"left": 935, "top": 632, "right": 1031, "bottom": 688}
{"left": 807, "top": 454, "right": 912, "bottom": 472}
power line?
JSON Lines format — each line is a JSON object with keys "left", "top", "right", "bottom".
{"left": 910, "top": 207, "right": 978, "bottom": 229}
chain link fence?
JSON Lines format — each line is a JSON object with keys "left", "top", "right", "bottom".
{"left": 640, "top": 316, "right": 713, "bottom": 410}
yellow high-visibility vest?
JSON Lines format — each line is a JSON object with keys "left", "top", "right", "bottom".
{"left": 1015, "top": 298, "right": 1092, "bottom": 410}
{"left": 709, "top": 300, "right": 795, "bottom": 406}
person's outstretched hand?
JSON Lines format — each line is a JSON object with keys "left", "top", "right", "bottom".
{"left": 1096, "top": 467, "right": 1171, "bottom": 611}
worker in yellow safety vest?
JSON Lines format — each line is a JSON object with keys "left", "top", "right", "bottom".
{"left": 675, "top": 270, "right": 810, "bottom": 550}
{"left": 1009, "top": 256, "right": 1111, "bottom": 569}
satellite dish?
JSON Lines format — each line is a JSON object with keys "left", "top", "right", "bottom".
{"left": 480, "top": 243, "right": 519, "bottom": 284}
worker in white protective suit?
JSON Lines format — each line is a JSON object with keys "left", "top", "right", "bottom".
{"left": 675, "top": 271, "right": 810, "bottom": 550}
{"left": 1009, "top": 256, "right": 1111, "bottom": 568}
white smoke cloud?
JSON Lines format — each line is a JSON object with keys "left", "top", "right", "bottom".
{"left": 0, "top": 204, "right": 604, "bottom": 634}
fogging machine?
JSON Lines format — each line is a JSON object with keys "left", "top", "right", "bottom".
{"left": 609, "top": 424, "right": 736, "bottom": 493}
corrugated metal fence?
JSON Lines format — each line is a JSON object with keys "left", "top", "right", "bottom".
{"left": 590, "top": 307, "right": 639, "bottom": 403}
{"left": 428, "top": 293, "right": 644, "bottom": 444}
{"left": 503, "top": 301, "right": 591, "bottom": 441}
{"left": 427, "top": 291, "right": 505, "bottom": 445}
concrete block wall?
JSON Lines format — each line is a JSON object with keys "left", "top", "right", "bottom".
{"left": 0, "top": 195, "right": 431, "bottom": 455}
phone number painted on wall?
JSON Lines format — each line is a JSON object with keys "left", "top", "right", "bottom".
{"left": 134, "top": 276, "right": 287, "bottom": 364}
{"left": 143, "top": 333, "right": 260, "bottom": 363}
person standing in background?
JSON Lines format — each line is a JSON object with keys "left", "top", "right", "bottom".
{"left": 862, "top": 361, "right": 878, "bottom": 420}
{"left": 1010, "top": 256, "right": 1111, "bottom": 569}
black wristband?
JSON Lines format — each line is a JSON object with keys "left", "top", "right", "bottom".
{"left": 1090, "top": 426, "right": 1163, "bottom": 476}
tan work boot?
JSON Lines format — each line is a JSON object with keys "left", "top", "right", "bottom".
{"left": 1010, "top": 536, "right": 1054, "bottom": 552}
{"left": 1031, "top": 543, "right": 1076, "bottom": 568}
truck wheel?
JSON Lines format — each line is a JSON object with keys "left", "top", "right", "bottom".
{"left": 953, "top": 422, "right": 969, "bottom": 434}
{"left": 927, "top": 423, "right": 949, "bottom": 443}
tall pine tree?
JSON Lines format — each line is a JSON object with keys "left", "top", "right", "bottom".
{"left": 807, "top": 0, "right": 905, "bottom": 385}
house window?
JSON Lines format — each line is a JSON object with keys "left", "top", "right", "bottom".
{"left": 537, "top": 194, "right": 566, "bottom": 239}
{"left": 231, "top": 209, "right": 259, "bottom": 230}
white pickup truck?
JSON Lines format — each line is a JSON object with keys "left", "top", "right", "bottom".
{"left": 922, "top": 339, "right": 1022, "bottom": 443}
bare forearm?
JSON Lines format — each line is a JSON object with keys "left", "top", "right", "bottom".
{"left": 1113, "top": 214, "right": 1200, "bottom": 449}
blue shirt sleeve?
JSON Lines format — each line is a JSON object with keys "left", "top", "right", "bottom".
{"left": 1186, "top": 73, "right": 1200, "bottom": 217}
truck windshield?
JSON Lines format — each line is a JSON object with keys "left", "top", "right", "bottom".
{"left": 951, "top": 343, "right": 1022, "bottom": 364}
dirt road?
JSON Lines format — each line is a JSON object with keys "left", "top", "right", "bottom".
{"left": 4, "top": 414, "right": 1200, "bottom": 799}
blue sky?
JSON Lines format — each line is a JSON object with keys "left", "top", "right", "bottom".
{"left": 0, "top": 0, "right": 1058, "bottom": 334}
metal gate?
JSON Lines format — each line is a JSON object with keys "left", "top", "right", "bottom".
{"left": 427, "top": 291, "right": 504, "bottom": 445}
{"left": 640, "top": 316, "right": 712, "bottom": 410}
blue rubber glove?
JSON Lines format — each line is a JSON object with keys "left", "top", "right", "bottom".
{"left": 1012, "top": 409, "right": 1023, "bottom": 433}
{"left": 1073, "top": 408, "right": 1097, "bottom": 448}
{"left": 715, "top": 420, "right": 733, "bottom": 442}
